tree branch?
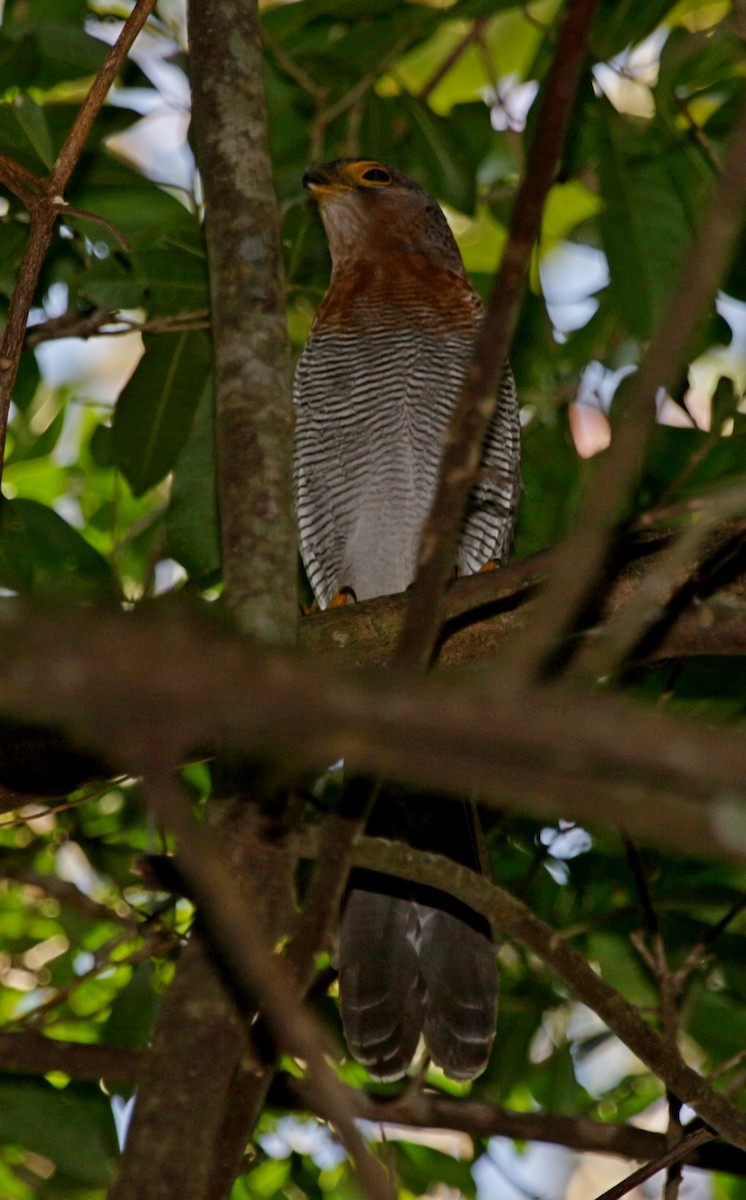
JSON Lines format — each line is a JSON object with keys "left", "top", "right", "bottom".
{"left": 0, "top": 0, "right": 157, "bottom": 474}
{"left": 324, "top": 836, "right": 746, "bottom": 1153}
{"left": 24, "top": 308, "right": 210, "bottom": 349}
{"left": 506, "top": 100, "right": 746, "bottom": 682}
{"left": 139, "top": 771, "right": 392, "bottom": 1200}
{"left": 114, "top": 2, "right": 300, "bottom": 1196}
{"left": 570, "top": 485, "right": 746, "bottom": 680}
{"left": 592, "top": 1127, "right": 714, "bottom": 1200}
{"left": 0, "top": 1031, "right": 142, "bottom": 1084}
{"left": 4, "top": 604, "right": 746, "bottom": 862}
{"left": 1, "top": 1030, "right": 744, "bottom": 1181}
{"left": 281, "top": 1077, "right": 746, "bottom": 1177}
{"left": 298, "top": 519, "right": 746, "bottom": 670}
{"left": 189, "top": 0, "right": 295, "bottom": 644}
{"left": 186, "top": 1, "right": 300, "bottom": 1192}
{"left": 397, "top": 0, "right": 601, "bottom": 669}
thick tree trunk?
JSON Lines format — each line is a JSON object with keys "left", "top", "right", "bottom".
{"left": 109, "top": 1, "right": 297, "bottom": 1196}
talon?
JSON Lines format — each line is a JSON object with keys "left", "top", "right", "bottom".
{"left": 330, "top": 586, "right": 356, "bottom": 607}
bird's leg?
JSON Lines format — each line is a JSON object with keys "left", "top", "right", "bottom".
{"left": 330, "top": 586, "right": 357, "bottom": 607}
{"left": 451, "top": 560, "right": 496, "bottom": 582}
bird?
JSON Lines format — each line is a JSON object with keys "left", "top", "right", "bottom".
{"left": 293, "top": 158, "right": 521, "bottom": 1082}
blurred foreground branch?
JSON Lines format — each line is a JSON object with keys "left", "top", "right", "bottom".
{"left": 2, "top": 600, "right": 746, "bottom": 862}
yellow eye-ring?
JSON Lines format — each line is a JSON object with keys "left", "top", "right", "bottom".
{"left": 360, "top": 166, "right": 391, "bottom": 185}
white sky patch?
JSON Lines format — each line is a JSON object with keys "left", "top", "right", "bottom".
{"left": 55, "top": 841, "right": 102, "bottom": 898}
{"left": 35, "top": 331, "right": 144, "bottom": 404}
{"left": 475, "top": 1139, "right": 576, "bottom": 1200}
{"left": 592, "top": 26, "right": 668, "bottom": 118}
{"left": 89, "top": 14, "right": 195, "bottom": 194}
{"left": 489, "top": 77, "right": 539, "bottom": 132}
{"left": 111, "top": 1094, "right": 137, "bottom": 1151}
{"left": 540, "top": 242, "right": 610, "bottom": 334}
{"left": 155, "top": 558, "right": 187, "bottom": 593}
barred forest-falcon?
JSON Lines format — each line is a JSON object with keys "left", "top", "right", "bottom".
{"left": 294, "top": 159, "right": 521, "bottom": 1081}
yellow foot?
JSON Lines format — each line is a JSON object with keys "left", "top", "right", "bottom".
{"left": 330, "top": 586, "right": 356, "bottom": 607}
{"left": 451, "top": 561, "right": 496, "bottom": 583}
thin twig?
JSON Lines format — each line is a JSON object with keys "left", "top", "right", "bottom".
{"left": 325, "top": 835, "right": 746, "bottom": 1152}
{"left": 572, "top": 482, "right": 746, "bottom": 680}
{"left": 0, "top": 154, "right": 42, "bottom": 204}
{"left": 261, "top": 26, "right": 321, "bottom": 98}
{"left": 49, "top": 2, "right": 157, "bottom": 195}
{"left": 25, "top": 307, "right": 210, "bottom": 348}
{"left": 503, "top": 100, "right": 746, "bottom": 683}
{"left": 309, "top": 44, "right": 409, "bottom": 162}
{"left": 0, "top": 0, "right": 158, "bottom": 475}
{"left": 396, "top": 0, "right": 601, "bottom": 670}
{"left": 62, "top": 204, "right": 132, "bottom": 251}
{"left": 674, "top": 93, "right": 723, "bottom": 174}
{"left": 624, "top": 838, "right": 660, "bottom": 938}
{"left": 418, "top": 19, "right": 488, "bottom": 101}
{"left": 671, "top": 891, "right": 746, "bottom": 993}
{"left": 591, "top": 1127, "right": 714, "bottom": 1200}
{"left": 0, "top": 863, "right": 136, "bottom": 928}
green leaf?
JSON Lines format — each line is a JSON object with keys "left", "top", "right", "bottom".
{"left": 688, "top": 989, "right": 746, "bottom": 1067}
{"left": 638, "top": 423, "right": 746, "bottom": 509}
{"left": 513, "top": 413, "right": 581, "bottom": 559}
{"left": 586, "top": 933, "right": 658, "bottom": 1008}
{"left": 111, "top": 331, "right": 212, "bottom": 496}
{"left": 69, "top": 156, "right": 197, "bottom": 246}
{"left": 530, "top": 1045, "right": 586, "bottom": 1115}
{"left": 165, "top": 377, "right": 221, "bottom": 581}
{"left": 0, "top": 496, "right": 117, "bottom": 600}
{"left": 5, "top": 0, "right": 90, "bottom": 25}
{"left": 590, "top": 0, "right": 678, "bottom": 60}
{"left": 11, "top": 93, "right": 53, "bottom": 167}
{"left": 0, "top": 31, "right": 38, "bottom": 94}
{"left": 10, "top": 351, "right": 40, "bottom": 413}
{"left": 103, "top": 962, "right": 161, "bottom": 1050}
{"left": 396, "top": 1142, "right": 476, "bottom": 1198}
{"left": 90, "top": 422, "right": 114, "bottom": 469}
{"left": 0, "top": 1076, "right": 118, "bottom": 1186}
{"left": 656, "top": 23, "right": 743, "bottom": 116}
{"left": 597, "top": 107, "right": 712, "bottom": 339}
{"left": 243, "top": 1156, "right": 291, "bottom": 1197}
{"left": 360, "top": 95, "right": 491, "bottom": 213}
{"left": 393, "top": 3, "right": 549, "bottom": 112}
{"left": 0, "top": 95, "right": 55, "bottom": 173}
{"left": 402, "top": 96, "right": 486, "bottom": 212}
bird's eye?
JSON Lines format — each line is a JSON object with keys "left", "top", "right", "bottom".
{"left": 361, "top": 167, "right": 391, "bottom": 184}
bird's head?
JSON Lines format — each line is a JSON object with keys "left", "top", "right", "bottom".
{"left": 303, "top": 158, "right": 465, "bottom": 277}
